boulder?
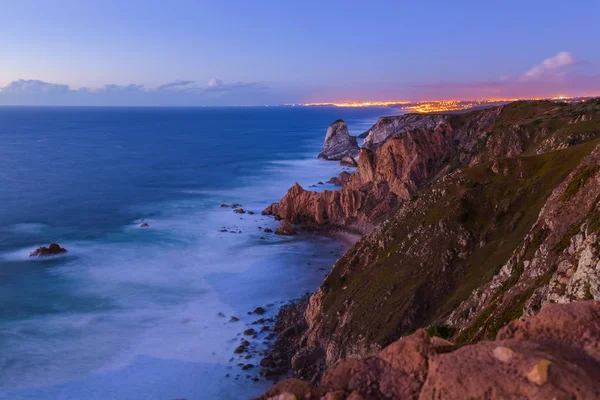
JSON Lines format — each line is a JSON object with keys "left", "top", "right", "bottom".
{"left": 318, "top": 120, "right": 359, "bottom": 160}
{"left": 275, "top": 220, "right": 296, "bottom": 236}
{"left": 30, "top": 243, "right": 67, "bottom": 257}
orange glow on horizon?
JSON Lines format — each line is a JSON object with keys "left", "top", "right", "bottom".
{"left": 288, "top": 96, "right": 595, "bottom": 113}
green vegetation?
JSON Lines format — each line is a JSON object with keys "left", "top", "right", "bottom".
{"left": 312, "top": 100, "right": 600, "bottom": 352}
{"left": 426, "top": 324, "right": 455, "bottom": 339}
{"left": 560, "top": 164, "right": 600, "bottom": 201}
{"left": 318, "top": 138, "right": 599, "bottom": 348}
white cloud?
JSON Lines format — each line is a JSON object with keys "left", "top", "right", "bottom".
{"left": 0, "top": 79, "right": 69, "bottom": 94}
{"left": 156, "top": 80, "right": 196, "bottom": 91}
{"left": 99, "top": 83, "right": 145, "bottom": 93}
{"left": 0, "top": 78, "right": 271, "bottom": 105}
{"left": 521, "top": 51, "right": 576, "bottom": 81}
{"left": 207, "top": 78, "right": 223, "bottom": 87}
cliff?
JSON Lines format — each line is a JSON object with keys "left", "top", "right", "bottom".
{"left": 258, "top": 99, "right": 600, "bottom": 389}
{"left": 263, "top": 101, "right": 581, "bottom": 232}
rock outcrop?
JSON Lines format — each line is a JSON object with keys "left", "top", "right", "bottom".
{"left": 275, "top": 220, "right": 296, "bottom": 235}
{"left": 30, "top": 243, "right": 67, "bottom": 257}
{"left": 361, "top": 113, "right": 448, "bottom": 148}
{"left": 327, "top": 171, "right": 352, "bottom": 186}
{"left": 264, "top": 105, "right": 503, "bottom": 231}
{"left": 259, "top": 301, "right": 600, "bottom": 400}
{"left": 340, "top": 156, "right": 358, "bottom": 167}
{"left": 318, "top": 120, "right": 359, "bottom": 161}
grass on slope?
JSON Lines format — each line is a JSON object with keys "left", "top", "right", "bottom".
{"left": 318, "top": 139, "right": 599, "bottom": 347}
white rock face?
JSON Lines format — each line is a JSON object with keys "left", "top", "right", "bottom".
{"left": 545, "top": 229, "right": 600, "bottom": 303}
{"left": 318, "top": 120, "right": 359, "bottom": 160}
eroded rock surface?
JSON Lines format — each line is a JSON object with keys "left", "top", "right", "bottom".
{"left": 318, "top": 120, "right": 359, "bottom": 161}
{"left": 259, "top": 301, "right": 600, "bottom": 400}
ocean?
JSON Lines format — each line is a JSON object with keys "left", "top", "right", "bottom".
{"left": 0, "top": 106, "right": 396, "bottom": 400}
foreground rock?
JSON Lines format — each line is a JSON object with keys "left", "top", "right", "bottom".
{"left": 318, "top": 120, "right": 359, "bottom": 161}
{"left": 259, "top": 301, "right": 600, "bottom": 399}
{"left": 275, "top": 220, "right": 296, "bottom": 236}
{"left": 30, "top": 243, "right": 67, "bottom": 257}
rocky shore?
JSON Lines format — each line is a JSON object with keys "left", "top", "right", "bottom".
{"left": 257, "top": 99, "right": 600, "bottom": 399}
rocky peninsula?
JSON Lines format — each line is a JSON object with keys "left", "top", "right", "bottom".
{"left": 258, "top": 99, "right": 600, "bottom": 399}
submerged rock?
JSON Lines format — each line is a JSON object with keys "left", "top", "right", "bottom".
{"left": 317, "top": 119, "right": 359, "bottom": 161}
{"left": 30, "top": 243, "right": 67, "bottom": 257}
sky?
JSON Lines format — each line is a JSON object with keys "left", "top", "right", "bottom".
{"left": 1, "top": 0, "right": 599, "bottom": 106}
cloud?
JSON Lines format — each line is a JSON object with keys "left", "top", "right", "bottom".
{"left": 0, "top": 78, "right": 272, "bottom": 105}
{"left": 204, "top": 78, "right": 267, "bottom": 93}
{"left": 156, "top": 80, "right": 196, "bottom": 91}
{"left": 207, "top": 78, "right": 223, "bottom": 88}
{"left": 405, "top": 52, "right": 599, "bottom": 100}
{"left": 0, "top": 79, "right": 69, "bottom": 94}
{"left": 99, "top": 83, "right": 145, "bottom": 93}
{"left": 521, "top": 51, "right": 577, "bottom": 81}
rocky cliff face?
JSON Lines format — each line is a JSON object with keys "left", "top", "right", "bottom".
{"left": 260, "top": 301, "right": 600, "bottom": 400}
{"left": 263, "top": 104, "right": 528, "bottom": 231}
{"left": 318, "top": 119, "right": 359, "bottom": 161}
{"left": 361, "top": 113, "right": 448, "bottom": 148}
{"left": 259, "top": 99, "right": 600, "bottom": 387}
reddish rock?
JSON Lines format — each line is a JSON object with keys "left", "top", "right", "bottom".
{"left": 326, "top": 171, "right": 352, "bottom": 186}
{"left": 275, "top": 220, "right": 296, "bottom": 236}
{"left": 264, "top": 227, "right": 273, "bottom": 233}
{"left": 263, "top": 106, "right": 507, "bottom": 231}
{"left": 257, "top": 301, "right": 600, "bottom": 400}
{"left": 340, "top": 156, "right": 358, "bottom": 167}
{"left": 30, "top": 243, "right": 67, "bottom": 257}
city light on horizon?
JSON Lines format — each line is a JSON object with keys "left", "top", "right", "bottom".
{"left": 289, "top": 95, "right": 597, "bottom": 113}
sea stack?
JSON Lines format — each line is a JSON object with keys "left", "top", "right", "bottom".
{"left": 317, "top": 119, "right": 359, "bottom": 161}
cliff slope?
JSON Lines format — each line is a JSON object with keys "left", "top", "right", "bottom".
{"left": 260, "top": 99, "right": 600, "bottom": 382}
{"left": 260, "top": 301, "right": 600, "bottom": 400}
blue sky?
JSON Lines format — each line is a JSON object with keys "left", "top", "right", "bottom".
{"left": 1, "top": 0, "right": 599, "bottom": 105}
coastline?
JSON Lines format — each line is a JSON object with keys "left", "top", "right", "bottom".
{"left": 0, "top": 107, "right": 395, "bottom": 400}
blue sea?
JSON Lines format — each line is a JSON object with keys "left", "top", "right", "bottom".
{"left": 0, "top": 106, "right": 396, "bottom": 400}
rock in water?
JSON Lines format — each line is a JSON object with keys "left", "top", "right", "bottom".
{"left": 30, "top": 243, "right": 67, "bottom": 257}
{"left": 317, "top": 119, "right": 359, "bottom": 160}
{"left": 276, "top": 220, "right": 296, "bottom": 236}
